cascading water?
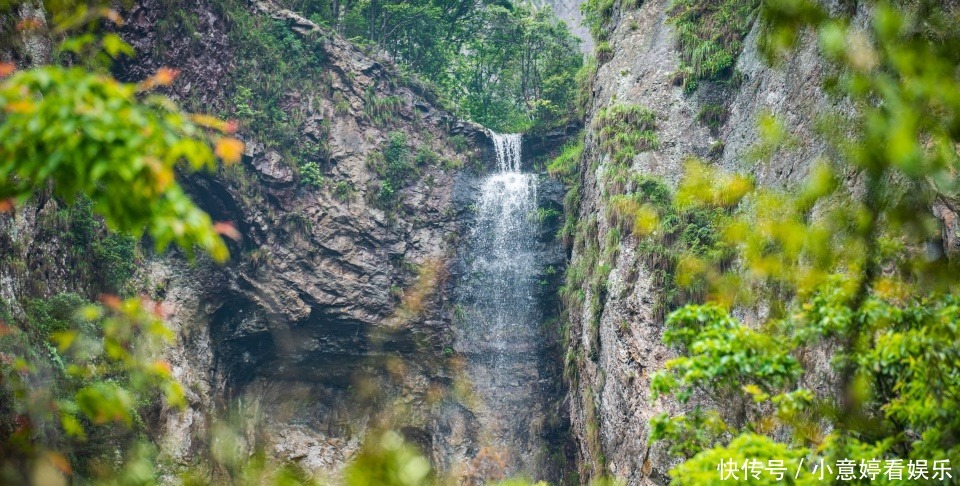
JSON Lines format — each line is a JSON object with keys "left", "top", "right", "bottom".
{"left": 454, "top": 132, "right": 551, "bottom": 479}
{"left": 491, "top": 132, "right": 524, "bottom": 172}
{"left": 471, "top": 134, "right": 537, "bottom": 369}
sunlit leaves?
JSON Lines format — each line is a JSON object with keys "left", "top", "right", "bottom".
{"left": 861, "top": 296, "right": 960, "bottom": 460}
{"left": 215, "top": 137, "right": 245, "bottom": 165}
{"left": 0, "top": 295, "right": 185, "bottom": 478}
{"left": 757, "top": 0, "right": 827, "bottom": 62}
{"left": 74, "top": 382, "right": 135, "bottom": 425}
{"left": 136, "top": 66, "right": 180, "bottom": 91}
{"left": 651, "top": 305, "right": 802, "bottom": 404}
{"left": 59, "top": 32, "right": 133, "bottom": 59}
{"left": 669, "top": 434, "right": 809, "bottom": 485}
{"left": 744, "top": 112, "right": 800, "bottom": 162}
{"left": 650, "top": 407, "right": 729, "bottom": 459}
{"left": 675, "top": 159, "right": 752, "bottom": 209}
{"left": 0, "top": 66, "right": 241, "bottom": 261}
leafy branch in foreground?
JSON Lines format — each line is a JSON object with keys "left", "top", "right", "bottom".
{"left": 0, "top": 64, "right": 242, "bottom": 261}
{"left": 0, "top": 296, "right": 185, "bottom": 482}
{"left": 0, "top": 5, "right": 244, "bottom": 481}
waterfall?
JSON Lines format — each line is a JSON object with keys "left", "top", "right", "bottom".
{"left": 455, "top": 131, "right": 547, "bottom": 478}
{"left": 473, "top": 133, "right": 538, "bottom": 359}
{"left": 490, "top": 132, "right": 523, "bottom": 172}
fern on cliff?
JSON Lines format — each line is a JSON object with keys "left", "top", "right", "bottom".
{"left": 667, "top": 0, "right": 761, "bottom": 92}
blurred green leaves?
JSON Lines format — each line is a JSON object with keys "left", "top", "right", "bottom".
{"left": 0, "top": 65, "right": 239, "bottom": 261}
{"left": 1, "top": 296, "right": 184, "bottom": 481}
{"left": 345, "top": 431, "right": 432, "bottom": 486}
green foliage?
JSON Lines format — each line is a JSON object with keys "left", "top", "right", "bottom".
{"left": 281, "top": 211, "right": 312, "bottom": 238}
{"left": 0, "top": 6, "right": 241, "bottom": 480}
{"left": 344, "top": 431, "right": 432, "bottom": 486}
{"left": 696, "top": 103, "right": 728, "bottom": 134}
{"left": 606, "top": 174, "right": 727, "bottom": 319}
{"left": 368, "top": 131, "right": 418, "bottom": 208}
{"left": 595, "top": 41, "right": 613, "bottom": 64}
{"left": 595, "top": 104, "right": 658, "bottom": 171}
{"left": 364, "top": 87, "right": 403, "bottom": 127}
{"left": 278, "top": 1, "right": 582, "bottom": 133}
{"left": 224, "top": 1, "right": 329, "bottom": 188}
{"left": 547, "top": 137, "right": 584, "bottom": 186}
{"left": 232, "top": 85, "right": 258, "bottom": 119}
{"left": 649, "top": 406, "right": 728, "bottom": 459}
{"left": 449, "top": 135, "right": 469, "bottom": 152}
{"left": 33, "top": 195, "right": 142, "bottom": 296}
{"left": 449, "top": 4, "right": 583, "bottom": 133}
{"left": 0, "top": 297, "right": 185, "bottom": 482}
{"left": 531, "top": 207, "right": 562, "bottom": 225}
{"left": 581, "top": 0, "right": 616, "bottom": 42}
{"left": 247, "top": 247, "right": 272, "bottom": 270}
{"left": 668, "top": 434, "right": 809, "bottom": 485}
{"left": 0, "top": 66, "right": 234, "bottom": 261}
{"left": 24, "top": 293, "right": 90, "bottom": 340}
{"left": 575, "top": 57, "right": 598, "bottom": 118}
{"left": 93, "top": 232, "right": 137, "bottom": 294}
{"left": 667, "top": 0, "right": 761, "bottom": 91}
{"left": 582, "top": 390, "right": 607, "bottom": 472}
{"left": 333, "top": 180, "right": 356, "bottom": 201}
{"left": 299, "top": 161, "right": 325, "bottom": 188}
{"left": 651, "top": 305, "right": 802, "bottom": 403}
{"left": 547, "top": 136, "right": 583, "bottom": 247}
{"left": 415, "top": 148, "right": 439, "bottom": 167}
{"left": 860, "top": 296, "right": 960, "bottom": 461}
{"left": 650, "top": 0, "right": 960, "bottom": 481}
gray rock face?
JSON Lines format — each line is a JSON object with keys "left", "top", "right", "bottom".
{"left": 118, "top": 5, "right": 476, "bottom": 478}
{"left": 564, "top": 0, "right": 854, "bottom": 483}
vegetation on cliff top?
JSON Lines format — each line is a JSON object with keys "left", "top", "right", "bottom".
{"left": 267, "top": 0, "right": 584, "bottom": 134}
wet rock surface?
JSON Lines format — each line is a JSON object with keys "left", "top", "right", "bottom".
{"left": 445, "top": 144, "right": 571, "bottom": 482}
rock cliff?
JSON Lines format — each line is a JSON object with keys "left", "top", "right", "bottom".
{"left": 113, "top": 0, "right": 490, "bottom": 477}
{"left": 563, "top": 0, "right": 959, "bottom": 484}
{"left": 2, "top": 0, "right": 575, "bottom": 480}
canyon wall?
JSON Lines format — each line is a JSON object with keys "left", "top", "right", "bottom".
{"left": 563, "top": 0, "right": 862, "bottom": 483}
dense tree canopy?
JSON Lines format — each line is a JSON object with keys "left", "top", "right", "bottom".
{"left": 277, "top": 0, "right": 584, "bottom": 132}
